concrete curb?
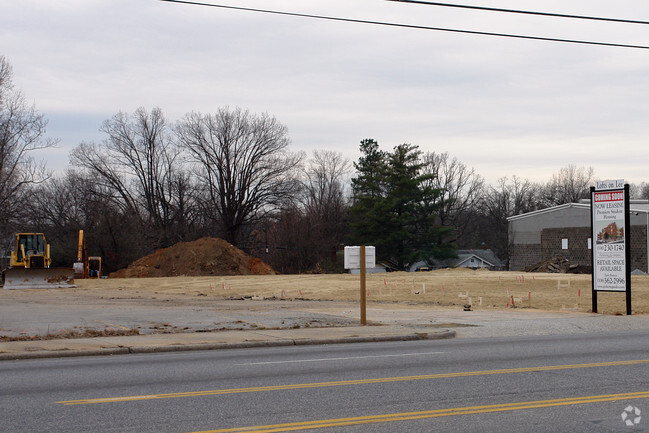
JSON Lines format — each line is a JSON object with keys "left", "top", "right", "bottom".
{"left": 0, "top": 330, "right": 455, "bottom": 361}
{"left": 0, "top": 348, "right": 131, "bottom": 361}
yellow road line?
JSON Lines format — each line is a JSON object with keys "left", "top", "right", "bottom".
{"left": 190, "top": 391, "right": 649, "bottom": 433}
{"left": 57, "top": 358, "right": 649, "bottom": 405}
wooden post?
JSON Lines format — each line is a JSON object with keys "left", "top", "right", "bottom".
{"left": 360, "top": 245, "right": 367, "bottom": 325}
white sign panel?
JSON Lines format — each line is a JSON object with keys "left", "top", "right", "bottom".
{"left": 595, "top": 179, "right": 624, "bottom": 190}
{"left": 344, "top": 246, "right": 376, "bottom": 269}
{"left": 592, "top": 189, "right": 626, "bottom": 291}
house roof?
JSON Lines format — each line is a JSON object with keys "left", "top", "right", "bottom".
{"left": 454, "top": 250, "right": 502, "bottom": 267}
{"left": 409, "top": 249, "right": 504, "bottom": 270}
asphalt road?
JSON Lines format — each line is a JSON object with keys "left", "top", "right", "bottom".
{"left": 2, "top": 331, "right": 649, "bottom": 432}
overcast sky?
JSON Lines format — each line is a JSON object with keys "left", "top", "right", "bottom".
{"left": 2, "top": 0, "right": 649, "bottom": 185}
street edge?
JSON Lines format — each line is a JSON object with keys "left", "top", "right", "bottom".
{"left": 0, "top": 330, "right": 455, "bottom": 361}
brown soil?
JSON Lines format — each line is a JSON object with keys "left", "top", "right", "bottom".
{"left": 0, "top": 328, "right": 140, "bottom": 342}
{"left": 109, "top": 237, "right": 275, "bottom": 278}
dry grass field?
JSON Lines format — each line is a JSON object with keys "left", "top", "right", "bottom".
{"left": 76, "top": 269, "right": 649, "bottom": 316}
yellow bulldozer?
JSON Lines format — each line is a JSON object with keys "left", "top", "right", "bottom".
{"left": 2, "top": 233, "right": 76, "bottom": 289}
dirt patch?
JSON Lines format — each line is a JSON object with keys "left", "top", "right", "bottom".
{"left": 109, "top": 237, "right": 275, "bottom": 278}
{"left": 0, "top": 328, "right": 140, "bottom": 342}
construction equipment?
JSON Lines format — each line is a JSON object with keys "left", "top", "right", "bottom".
{"left": 88, "top": 256, "right": 102, "bottom": 278}
{"left": 73, "top": 230, "right": 87, "bottom": 278}
{"left": 2, "top": 233, "right": 75, "bottom": 289}
{"left": 73, "top": 230, "right": 102, "bottom": 279}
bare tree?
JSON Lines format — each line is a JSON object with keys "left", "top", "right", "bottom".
{"left": 629, "top": 182, "right": 649, "bottom": 200}
{"left": 300, "top": 150, "right": 350, "bottom": 270}
{"left": 476, "top": 176, "right": 541, "bottom": 261}
{"left": 421, "top": 152, "right": 484, "bottom": 245}
{"left": 541, "top": 165, "right": 594, "bottom": 206}
{"left": 302, "top": 150, "right": 350, "bottom": 218}
{"left": 0, "top": 57, "right": 12, "bottom": 97}
{"left": 24, "top": 170, "right": 149, "bottom": 270}
{"left": 0, "top": 56, "right": 55, "bottom": 239}
{"left": 70, "top": 107, "right": 184, "bottom": 247}
{"left": 259, "top": 205, "right": 311, "bottom": 274}
{"left": 176, "top": 107, "right": 303, "bottom": 246}
{"left": 483, "top": 176, "right": 540, "bottom": 219}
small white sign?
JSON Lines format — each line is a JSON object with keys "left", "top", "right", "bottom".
{"left": 596, "top": 179, "right": 624, "bottom": 190}
{"left": 561, "top": 239, "right": 568, "bottom": 250}
{"left": 344, "top": 246, "right": 376, "bottom": 269}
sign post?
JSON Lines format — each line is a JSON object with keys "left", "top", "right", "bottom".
{"left": 360, "top": 246, "right": 366, "bottom": 325}
{"left": 591, "top": 180, "right": 631, "bottom": 315}
{"left": 344, "top": 246, "right": 376, "bottom": 325}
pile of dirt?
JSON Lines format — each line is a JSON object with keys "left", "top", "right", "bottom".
{"left": 109, "top": 237, "right": 276, "bottom": 278}
{"left": 524, "top": 256, "right": 582, "bottom": 274}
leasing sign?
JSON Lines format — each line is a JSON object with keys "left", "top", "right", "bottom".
{"left": 592, "top": 189, "right": 626, "bottom": 291}
{"left": 590, "top": 180, "right": 631, "bottom": 314}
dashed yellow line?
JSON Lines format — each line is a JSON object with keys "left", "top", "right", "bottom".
{"left": 57, "top": 359, "right": 649, "bottom": 405}
{"left": 188, "top": 391, "right": 649, "bottom": 432}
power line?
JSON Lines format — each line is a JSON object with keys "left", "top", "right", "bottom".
{"left": 386, "top": 0, "right": 649, "bottom": 25}
{"left": 156, "top": 0, "right": 649, "bottom": 50}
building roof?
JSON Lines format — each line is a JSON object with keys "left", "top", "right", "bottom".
{"left": 507, "top": 201, "right": 649, "bottom": 222}
{"left": 506, "top": 203, "right": 588, "bottom": 222}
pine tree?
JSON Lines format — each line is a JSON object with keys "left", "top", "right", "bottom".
{"left": 348, "top": 140, "right": 455, "bottom": 269}
{"left": 348, "top": 139, "right": 387, "bottom": 246}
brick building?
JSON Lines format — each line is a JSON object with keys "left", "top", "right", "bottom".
{"left": 507, "top": 201, "right": 649, "bottom": 273}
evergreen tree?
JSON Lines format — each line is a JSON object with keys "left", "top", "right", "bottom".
{"left": 348, "top": 140, "right": 455, "bottom": 269}
{"left": 350, "top": 139, "right": 385, "bottom": 198}
{"left": 348, "top": 139, "right": 387, "bottom": 246}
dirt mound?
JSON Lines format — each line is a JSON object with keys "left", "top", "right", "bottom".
{"left": 109, "top": 237, "right": 276, "bottom": 278}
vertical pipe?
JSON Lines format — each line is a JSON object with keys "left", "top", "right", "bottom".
{"left": 590, "top": 186, "right": 597, "bottom": 313}
{"left": 625, "top": 184, "right": 632, "bottom": 315}
{"left": 590, "top": 186, "right": 597, "bottom": 314}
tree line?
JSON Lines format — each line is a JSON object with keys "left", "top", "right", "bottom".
{"left": 2, "top": 56, "right": 647, "bottom": 273}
